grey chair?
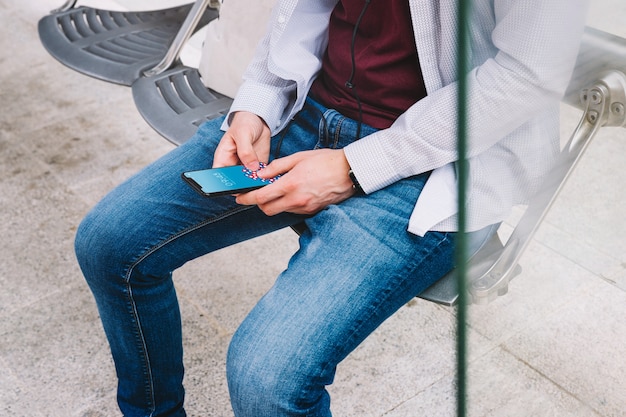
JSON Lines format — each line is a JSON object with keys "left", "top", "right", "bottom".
{"left": 130, "top": 24, "right": 626, "bottom": 306}
{"left": 132, "top": 65, "right": 232, "bottom": 145}
{"left": 37, "top": 0, "right": 219, "bottom": 85}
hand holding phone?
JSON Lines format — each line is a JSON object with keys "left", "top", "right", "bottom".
{"left": 182, "top": 163, "right": 280, "bottom": 197}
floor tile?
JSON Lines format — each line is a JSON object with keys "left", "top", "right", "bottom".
{"left": 502, "top": 280, "right": 626, "bottom": 417}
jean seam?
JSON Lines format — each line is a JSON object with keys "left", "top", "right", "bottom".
{"left": 332, "top": 117, "right": 344, "bottom": 149}
{"left": 315, "top": 106, "right": 329, "bottom": 147}
{"left": 121, "top": 203, "right": 255, "bottom": 415}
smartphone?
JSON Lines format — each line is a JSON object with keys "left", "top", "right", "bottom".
{"left": 182, "top": 165, "right": 279, "bottom": 197}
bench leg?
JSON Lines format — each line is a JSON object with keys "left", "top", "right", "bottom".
{"left": 143, "top": 0, "right": 218, "bottom": 77}
{"left": 469, "top": 69, "right": 626, "bottom": 304}
{"left": 51, "top": 0, "right": 77, "bottom": 13}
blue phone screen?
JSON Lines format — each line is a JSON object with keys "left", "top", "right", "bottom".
{"left": 182, "top": 165, "right": 278, "bottom": 196}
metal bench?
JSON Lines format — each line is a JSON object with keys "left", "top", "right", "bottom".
{"left": 131, "top": 23, "right": 626, "bottom": 306}
{"left": 38, "top": 2, "right": 626, "bottom": 306}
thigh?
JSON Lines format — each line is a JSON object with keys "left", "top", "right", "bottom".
{"left": 78, "top": 117, "right": 315, "bottom": 279}
{"left": 228, "top": 172, "right": 456, "bottom": 395}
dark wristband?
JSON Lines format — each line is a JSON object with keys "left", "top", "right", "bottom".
{"left": 348, "top": 169, "right": 364, "bottom": 194}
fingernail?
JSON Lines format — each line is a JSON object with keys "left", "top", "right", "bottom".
{"left": 245, "top": 161, "right": 260, "bottom": 171}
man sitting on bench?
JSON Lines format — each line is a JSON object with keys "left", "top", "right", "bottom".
{"left": 74, "top": 1, "right": 589, "bottom": 416}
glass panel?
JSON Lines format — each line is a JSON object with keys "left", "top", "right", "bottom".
{"left": 461, "top": 1, "right": 626, "bottom": 416}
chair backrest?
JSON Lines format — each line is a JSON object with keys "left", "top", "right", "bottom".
{"left": 198, "top": 0, "right": 277, "bottom": 97}
{"left": 38, "top": 2, "right": 217, "bottom": 85}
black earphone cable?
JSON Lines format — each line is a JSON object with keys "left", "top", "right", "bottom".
{"left": 345, "top": 0, "right": 372, "bottom": 140}
{"left": 277, "top": 0, "right": 373, "bottom": 155}
{"left": 273, "top": 103, "right": 329, "bottom": 160}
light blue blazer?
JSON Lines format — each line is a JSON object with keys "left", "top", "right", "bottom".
{"left": 225, "top": 0, "right": 590, "bottom": 235}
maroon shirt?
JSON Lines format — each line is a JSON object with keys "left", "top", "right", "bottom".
{"left": 310, "top": 0, "right": 427, "bottom": 129}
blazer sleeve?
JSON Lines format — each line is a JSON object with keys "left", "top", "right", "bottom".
{"left": 343, "top": 0, "right": 590, "bottom": 194}
{"left": 221, "top": 0, "right": 336, "bottom": 133}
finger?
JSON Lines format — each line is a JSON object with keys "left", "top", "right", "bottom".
{"left": 235, "top": 187, "right": 263, "bottom": 207}
{"left": 258, "top": 153, "right": 303, "bottom": 178}
{"left": 235, "top": 180, "right": 289, "bottom": 215}
{"left": 230, "top": 112, "right": 270, "bottom": 170}
{"left": 236, "top": 139, "right": 261, "bottom": 171}
{"left": 212, "top": 136, "right": 239, "bottom": 168}
{"left": 212, "top": 153, "right": 239, "bottom": 169}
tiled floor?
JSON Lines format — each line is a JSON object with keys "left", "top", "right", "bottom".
{"left": 1, "top": 1, "right": 624, "bottom": 416}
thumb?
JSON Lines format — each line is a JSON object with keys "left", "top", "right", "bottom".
{"left": 237, "top": 141, "right": 261, "bottom": 171}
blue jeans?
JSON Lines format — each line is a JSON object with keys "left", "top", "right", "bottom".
{"left": 75, "top": 98, "right": 494, "bottom": 416}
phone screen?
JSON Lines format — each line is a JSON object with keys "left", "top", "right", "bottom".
{"left": 182, "top": 165, "right": 278, "bottom": 197}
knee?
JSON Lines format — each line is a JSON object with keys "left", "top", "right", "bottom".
{"left": 226, "top": 327, "right": 331, "bottom": 416}
{"left": 74, "top": 198, "right": 132, "bottom": 283}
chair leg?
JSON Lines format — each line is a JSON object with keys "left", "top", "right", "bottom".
{"left": 51, "top": 0, "right": 77, "bottom": 13}
{"left": 143, "top": 0, "right": 215, "bottom": 78}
